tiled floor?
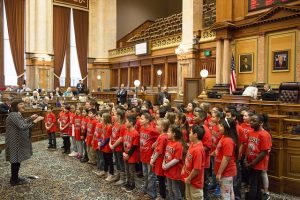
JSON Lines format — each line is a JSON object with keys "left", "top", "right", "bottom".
{"left": 0, "top": 140, "right": 299, "bottom": 200}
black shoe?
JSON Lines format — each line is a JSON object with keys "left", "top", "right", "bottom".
{"left": 125, "top": 184, "right": 135, "bottom": 193}
{"left": 10, "top": 177, "right": 28, "bottom": 186}
{"left": 52, "top": 146, "right": 57, "bottom": 149}
{"left": 121, "top": 183, "right": 130, "bottom": 190}
{"left": 61, "top": 146, "right": 64, "bottom": 149}
{"left": 65, "top": 150, "right": 71, "bottom": 154}
{"left": 262, "top": 192, "right": 270, "bottom": 200}
{"left": 47, "top": 145, "right": 52, "bottom": 149}
{"left": 80, "top": 157, "right": 89, "bottom": 163}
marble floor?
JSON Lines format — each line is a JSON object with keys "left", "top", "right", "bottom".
{"left": 0, "top": 139, "right": 299, "bottom": 200}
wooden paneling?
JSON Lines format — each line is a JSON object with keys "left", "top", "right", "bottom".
{"left": 130, "top": 67, "right": 139, "bottom": 86}
{"left": 168, "top": 63, "right": 177, "bottom": 86}
{"left": 153, "top": 64, "right": 165, "bottom": 87}
{"left": 120, "top": 68, "right": 128, "bottom": 86}
{"left": 141, "top": 66, "right": 151, "bottom": 87}
{"left": 111, "top": 69, "right": 119, "bottom": 87}
{"left": 196, "top": 58, "right": 216, "bottom": 76}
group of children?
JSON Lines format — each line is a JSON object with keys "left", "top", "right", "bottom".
{"left": 43, "top": 100, "right": 272, "bottom": 200}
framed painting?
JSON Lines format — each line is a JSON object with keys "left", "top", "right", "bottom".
{"left": 272, "top": 50, "right": 289, "bottom": 72}
{"left": 239, "top": 53, "right": 253, "bottom": 74}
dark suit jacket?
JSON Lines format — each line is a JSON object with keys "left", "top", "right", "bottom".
{"left": 0, "top": 103, "right": 10, "bottom": 114}
{"left": 76, "top": 83, "right": 85, "bottom": 93}
{"left": 116, "top": 89, "right": 127, "bottom": 104}
{"left": 157, "top": 91, "right": 170, "bottom": 105}
{"left": 240, "top": 64, "right": 252, "bottom": 72}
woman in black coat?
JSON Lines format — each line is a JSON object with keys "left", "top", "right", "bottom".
{"left": 5, "top": 99, "right": 44, "bottom": 186}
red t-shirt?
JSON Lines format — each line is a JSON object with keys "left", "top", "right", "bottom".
{"left": 211, "top": 124, "right": 222, "bottom": 153}
{"left": 44, "top": 112, "right": 57, "bottom": 133}
{"left": 140, "top": 125, "right": 159, "bottom": 164}
{"left": 80, "top": 116, "right": 89, "bottom": 136}
{"left": 163, "top": 140, "right": 183, "bottom": 180}
{"left": 111, "top": 123, "right": 126, "bottom": 152}
{"left": 214, "top": 136, "right": 237, "bottom": 177}
{"left": 239, "top": 123, "right": 253, "bottom": 154}
{"left": 60, "top": 112, "right": 70, "bottom": 135}
{"left": 247, "top": 129, "right": 272, "bottom": 171}
{"left": 182, "top": 142, "right": 205, "bottom": 189}
{"left": 202, "top": 125, "right": 212, "bottom": 168}
{"left": 100, "top": 125, "right": 112, "bottom": 153}
{"left": 68, "top": 112, "right": 75, "bottom": 136}
{"left": 181, "top": 128, "right": 189, "bottom": 143}
{"left": 93, "top": 122, "right": 103, "bottom": 150}
{"left": 135, "top": 118, "right": 141, "bottom": 133}
{"left": 152, "top": 133, "right": 168, "bottom": 176}
{"left": 85, "top": 118, "right": 97, "bottom": 146}
{"left": 73, "top": 115, "right": 82, "bottom": 141}
{"left": 185, "top": 113, "right": 194, "bottom": 126}
{"left": 123, "top": 128, "right": 140, "bottom": 163}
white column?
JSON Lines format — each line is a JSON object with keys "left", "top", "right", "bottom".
{"left": 257, "top": 35, "right": 265, "bottom": 83}
{"left": 216, "top": 40, "right": 222, "bottom": 84}
{"left": 89, "top": 0, "right": 117, "bottom": 62}
{"left": 222, "top": 39, "right": 230, "bottom": 84}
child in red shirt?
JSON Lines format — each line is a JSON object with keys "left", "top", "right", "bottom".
{"left": 109, "top": 109, "right": 126, "bottom": 185}
{"left": 175, "top": 112, "right": 190, "bottom": 143}
{"left": 163, "top": 125, "right": 184, "bottom": 200}
{"left": 93, "top": 112, "right": 105, "bottom": 176}
{"left": 139, "top": 112, "right": 159, "bottom": 199}
{"left": 150, "top": 118, "right": 170, "bottom": 199}
{"left": 185, "top": 102, "right": 196, "bottom": 127}
{"left": 122, "top": 115, "right": 140, "bottom": 192}
{"left": 86, "top": 109, "right": 98, "bottom": 164}
{"left": 60, "top": 105, "right": 71, "bottom": 154}
{"left": 182, "top": 125, "right": 206, "bottom": 200}
{"left": 246, "top": 114, "right": 272, "bottom": 200}
{"left": 99, "top": 113, "right": 113, "bottom": 181}
{"left": 68, "top": 105, "right": 78, "bottom": 157}
{"left": 73, "top": 108, "right": 82, "bottom": 158}
{"left": 44, "top": 106, "right": 57, "bottom": 149}
{"left": 213, "top": 118, "right": 238, "bottom": 200}
{"left": 80, "top": 109, "right": 89, "bottom": 162}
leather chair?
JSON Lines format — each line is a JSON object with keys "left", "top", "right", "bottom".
{"left": 279, "top": 82, "right": 300, "bottom": 103}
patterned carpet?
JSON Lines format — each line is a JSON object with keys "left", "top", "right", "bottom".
{"left": 0, "top": 139, "right": 299, "bottom": 200}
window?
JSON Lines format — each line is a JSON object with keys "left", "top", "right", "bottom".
{"left": 70, "top": 9, "right": 81, "bottom": 86}
{"left": 3, "top": 4, "right": 17, "bottom": 86}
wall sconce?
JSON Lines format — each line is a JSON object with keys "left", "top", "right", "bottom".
{"left": 97, "top": 75, "right": 102, "bottom": 91}
{"left": 157, "top": 69, "right": 163, "bottom": 92}
{"left": 198, "top": 69, "right": 209, "bottom": 99}
{"left": 134, "top": 79, "right": 140, "bottom": 98}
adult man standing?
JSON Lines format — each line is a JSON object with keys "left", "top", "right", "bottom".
{"left": 116, "top": 84, "right": 127, "bottom": 105}
{"left": 76, "top": 80, "right": 85, "bottom": 94}
{"left": 157, "top": 87, "right": 170, "bottom": 105}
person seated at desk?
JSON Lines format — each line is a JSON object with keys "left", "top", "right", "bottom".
{"left": 54, "top": 87, "right": 63, "bottom": 97}
{"left": 0, "top": 98, "right": 11, "bottom": 114}
{"left": 39, "top": 96, "right": 50, "bottom": 110}
{"left": 23, "top": 97, "right": 31, "bottom": 109}
{"left": 261, "top": 84, "right": 277, "bottom": 101}
{"left": 19, "top": 84, "right": 31, "bottom": 93}
{"left": 242, "top": 82, "right": 258, "bottom": 99}
{"left": 30, "top": 90, "right": 41, "bottom": 108}
{"left": 63, "top": 87, "right": 74, "bottom": 98}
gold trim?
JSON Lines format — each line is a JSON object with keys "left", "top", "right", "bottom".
{"left": 53, "top": 0, "right": 89, "bottom": 11}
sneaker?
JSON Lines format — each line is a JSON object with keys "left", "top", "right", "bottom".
{"left": 125, "top": 184, "right": 135, "bottom": 193}
{"left": 98, "top": 171, "right": 106, "bottom": 177}
{"left": 214, "top": 185, "right": 221, "bottom": 196}
{"left": 47, "top": 145, "right": 52, "bottom": 149}
{"left": 262, "top": 192, "right": 271, "bottom": 200}
{"left": 105, "top": 174, "right": 113, "bottom": 181}
{"left": 114, "top": 179, "right": 125, "bottom": 186}
{"left": 93, "top": 171, "right": 103, "bottom": 176}
{"left": 68, "top": 151, "right": 78, "bottom": 157}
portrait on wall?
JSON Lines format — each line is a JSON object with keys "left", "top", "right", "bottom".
{"left": 273, "top": 50, "right": 289, "bottom": 72}
{"left": 239, "top": 53, "right": 253, "bottom": 73}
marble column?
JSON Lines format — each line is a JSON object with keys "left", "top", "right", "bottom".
{"left": 89, "top": 0, "right": 117, "bottom": 89}
{"left": 216, "top": 40, "right": 223, "bottom": 84}
{"left": 222, "top": 39, "right": 230, "bottom": 84}
{"left": 25, "top": 0, "right": 53, "bottom": 90}
{"left": 257, "top": 34, "right": 266, "bottom": 83}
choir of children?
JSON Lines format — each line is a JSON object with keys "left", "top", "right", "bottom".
{"left": 44, "top": 101, "right": 272, "bottom": 200}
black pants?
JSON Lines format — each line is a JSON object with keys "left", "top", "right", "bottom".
{"left": 11, "top": 163, "right": 21, "bottom": 182}
{"left": 62, "top": 136, "right": 70, "bottom": 153}
{"left": 103, "top": 152, "right": 114, "bottom": 175}
{"left": 247, "top": 169, "right": 262, "bottom": 200}
{"left": 157, "top": 175, "right": 166, "bottom": 199}
{"left": 48, "top": 132, "right": 57, "bottom": 147}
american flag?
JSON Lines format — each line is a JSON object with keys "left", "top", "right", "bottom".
{"left": 230, "top": 54, "right": 236, "bottom": 94}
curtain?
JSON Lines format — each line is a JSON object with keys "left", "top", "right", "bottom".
{"left": 4, "top": 0, "right": 25, "bottom": 87}
{"left": 130, "top": 67, "right": 139, "bottom": 86}
{"left": 73, "top": 9, "right": 88, "bottom": 86}
{"left": 142, "top": 66, "right": 151, "bottom": 87}
{"left": 53, "top": 6, "right": 70, "bottom": 88}
{"left": 168, "top": 63, "right": 177, "bottom": 86}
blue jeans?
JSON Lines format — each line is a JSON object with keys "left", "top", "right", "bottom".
{"left": 167, "top": 178, "right": 182, "bottom": 200}
{"left": 142, "top": 163, "right": 157, "bottom": 198}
